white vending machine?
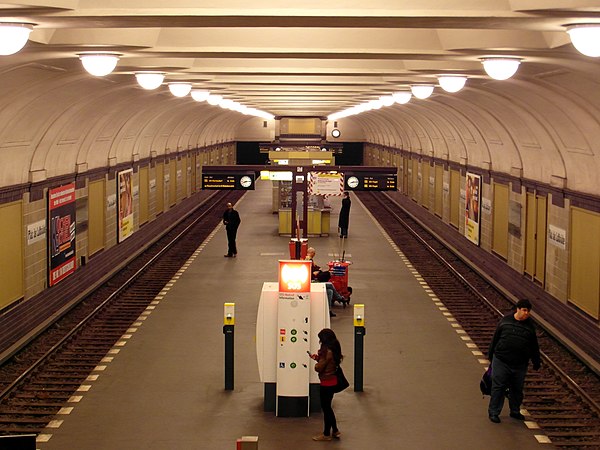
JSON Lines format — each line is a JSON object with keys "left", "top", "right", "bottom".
{"left": 256, "top": 260, "right": 330, "bottom": 416}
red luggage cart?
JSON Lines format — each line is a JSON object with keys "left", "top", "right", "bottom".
{"left": 327, "top": 260, "right": 352, "bottom": 307}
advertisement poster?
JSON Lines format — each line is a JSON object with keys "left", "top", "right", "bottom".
{"left": 117, "top": 169, "right": 134, "bottom": 242}
{"left": 465, "top": 172, "right": 481, "bottom": 245}
{"left": 48, "top": 183, "right": 76, "bottom": 286}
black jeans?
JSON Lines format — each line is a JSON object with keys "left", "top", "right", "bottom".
{"left": 226, "top": 227, "right": 238, "bottom": 255}
{"left": 319, "top": 385, "right": 338, "bottom": 436}
{"left": 488, "top": 357, "right": 528, "bottom": 416}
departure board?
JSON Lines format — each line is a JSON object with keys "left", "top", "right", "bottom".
{"left": 202, "top": 173, "right": 255, "bottom": 190}
{"left": 345, "top": 174, "right": 397, "bottom": 191}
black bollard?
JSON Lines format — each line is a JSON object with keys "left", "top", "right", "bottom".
{"left": 354, "top": 325, "right": 366, "bottom": 392}
{"left": 224, "top": 324, "right": 234, "bottom": 390}
{"left": 223, "top": 302, "right": 235, "bottom": 391}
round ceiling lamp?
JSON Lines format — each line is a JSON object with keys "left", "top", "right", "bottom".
{"left": 368, "top": 99, "right": 383, "bottom": 109}
{"left": 79, "top": 53, "right": 120, "bottom": 77}
{"left": 566, "top": 24, "right": 600, "bottom": 57}
{"left": 438, "top": 75, "right": 468, "bottom": 93}
{"left": 220, "top": 99, "right": 236, "bottom": 110}
{"left": 392, "top": 91, "right": 412, "bottom": 104}
{"left": 0, "top": 23, "right": 34, "bottom": 55}
{"left": 411, "top": 84, "right": 435, "bottom": 99}
{"left": 168, "top": 82, "right": 192, "bottom": 97}
{"left": 206, "top": 94, "right": 223, "bottom": 105}
{"left": 481, "top": 57, "right": 521, "bottom": 80}
{"left": 135, "top": 72, "right": 165, "bottom": 90}
{"left": 379, "top": 95, "right": 395, "bottom": 107}
{"left": 191, "top": 89, "right": 210, "bottom": 102}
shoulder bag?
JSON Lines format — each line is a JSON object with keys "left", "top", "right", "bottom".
{"left": 333, "top": 365, "right": 350, "bottom": 393}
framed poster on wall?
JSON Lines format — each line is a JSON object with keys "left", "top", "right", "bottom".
{"left": 465, "top": 172, "right": 481, "bottom": 245}
{"left": 117, "top": 168, "right": 134, "bottom": 242}
{"left": 48, "top": 183, "right": 76, "bottom": 286}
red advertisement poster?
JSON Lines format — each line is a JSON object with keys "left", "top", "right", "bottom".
{"left": 48, "top": 183, "right": 76, "bottom": 286}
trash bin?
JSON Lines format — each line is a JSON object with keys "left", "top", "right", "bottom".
{"left": 288, "top": 238, "right": 308, "bottom": 259}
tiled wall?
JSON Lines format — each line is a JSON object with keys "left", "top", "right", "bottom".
{"left": 5, "top": 144, "right": 237, "bottom": 307}
{"left": 364, "top": 144, "right": 599, "bottom": 308}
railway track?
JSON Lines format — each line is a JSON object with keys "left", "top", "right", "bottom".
{"left": 0, "top": 190, "right": 244, "bottom": 438}
{"left": 359, "top": 191, "right": 600, "bottom": 449}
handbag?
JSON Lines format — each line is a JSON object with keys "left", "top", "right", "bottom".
{"left": 333, "top": 365, "right": 350, "bottom": 393}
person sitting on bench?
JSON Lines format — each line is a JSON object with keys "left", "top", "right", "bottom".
{"left": 306, "top": 247, "right": 347, "bottom": 316}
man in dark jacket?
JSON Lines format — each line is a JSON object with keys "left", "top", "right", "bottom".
{"left": 487, "top": 299, "right": 541, "bottom": 423}
{"left": 338, "top": 192, "right": 351, "bottom": 238}
{"left": 222, "top": 202, "right": 241, "bottom": 257}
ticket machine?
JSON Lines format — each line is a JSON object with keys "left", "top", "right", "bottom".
{"left": 256, "top": 260, "right": 330, "bottom": 417}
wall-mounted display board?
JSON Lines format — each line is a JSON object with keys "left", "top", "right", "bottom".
{"left": 344, "top": 173, "right": 397, "bottom": 191}
{"left": 202, "top": 173, "right": 255, "bottom": 190}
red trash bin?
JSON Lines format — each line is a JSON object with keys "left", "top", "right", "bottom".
{"left": 288, "top": 238, "right": 308, "bottom": 259}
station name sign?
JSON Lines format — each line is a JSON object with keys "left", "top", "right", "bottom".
{"left": 344, "top": 173, "right": 397, "bottom": 191}
{"left": 202, "top": 173, "right": 255, "bottom": 190}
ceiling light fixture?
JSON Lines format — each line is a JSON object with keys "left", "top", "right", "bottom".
{"left": 135, "top": 72, "right": 165, "bottom": 90}
{"left": 368, "top": 99, "right": 383, "bottom": 109}
{"left": 566, "top": 24, "right": 600, "bottom": 57}
{"left": 168, "top": 82, "right": 192, "bottom": 97}
{"left": 481, "top": 57, "right": 521, "bottom": 80}
{"left": 411, "top": 84, "right": 435, "bottom": 99}
{"left": 191, "top": 89, "right": 210, "bottom": 102}
{"left": 206, "top": 94, "right": 223, "bottom": 106}
{"left": 0, "top": 23, "right": 33, "bottom": 55}
{"left": 438, "top": 75, "right": 467, "bottom": 93}
{"left": 392, "top": 91, "right": 412, "bottom": 104}
{"left": 79, "top": 53, "right": 120, "bottom": 77}
{"left": 379, "top": 95, "right": 395, "bottom": 107}
{"left": 220, "top": 99, "right": 236, "bottom": 110}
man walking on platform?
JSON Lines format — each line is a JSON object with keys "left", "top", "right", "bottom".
{"left": 487, "top": 299, "right": 541, "bottom": 423}
{"left": 222, "top": 202, "right": 241, "bottom": 257}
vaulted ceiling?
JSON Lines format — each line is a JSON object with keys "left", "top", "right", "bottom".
{"left": 2, "top": 0, "right": 599, "bottom": 117}
{"left": 1, "top": 1, "right": 600, "bottom": 195}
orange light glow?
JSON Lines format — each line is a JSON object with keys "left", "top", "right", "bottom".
{"left": 278, "top": 260, "right": 311, "bottom": 293}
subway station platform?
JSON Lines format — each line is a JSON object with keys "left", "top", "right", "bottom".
{"left": 38, "top": 180, "right": 551, "bottom": 450}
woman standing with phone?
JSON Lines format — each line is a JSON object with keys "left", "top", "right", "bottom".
{"left": 310, "top": 328, "right": 343, "bottom": 441}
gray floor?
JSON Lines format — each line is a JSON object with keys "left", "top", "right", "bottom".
{"left": 38, "top": 180, "right": 553, "bottom": 450}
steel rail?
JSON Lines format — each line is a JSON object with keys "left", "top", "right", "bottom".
{"left": 0, "top": 190, "right": 233, "bottom": 403}
{"left": 365, "top": 191, "right": 600, "bottom": 418}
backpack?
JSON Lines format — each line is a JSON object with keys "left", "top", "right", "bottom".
{"left": 480, "top": 366, "right": 492, "bottom": 396}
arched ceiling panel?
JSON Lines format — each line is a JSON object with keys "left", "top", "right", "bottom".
{"left": 0, "top": 1, "right": 598, "bottom": 195}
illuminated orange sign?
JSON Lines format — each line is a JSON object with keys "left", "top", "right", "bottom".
{"left": 278, "top": 260, "right": 311, "bottom": 293}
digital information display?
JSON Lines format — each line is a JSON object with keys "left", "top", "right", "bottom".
{"left": 202, "top": 173, "right": 255, "bottom": 190}
{"left": 345, "top": 174, "right": 397, "bottom": 191}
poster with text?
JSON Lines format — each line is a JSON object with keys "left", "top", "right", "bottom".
{"left": 308, "top": 172, "right": 343, "bottom": 196}
{"left": 48, "top": 183, "right": 76, "bottom": 286}
{"left": 118, "top": 168, "right": 134, "bottom": 242}
{"left": 464, "top": 172, "right": 481, "bottom": 245}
